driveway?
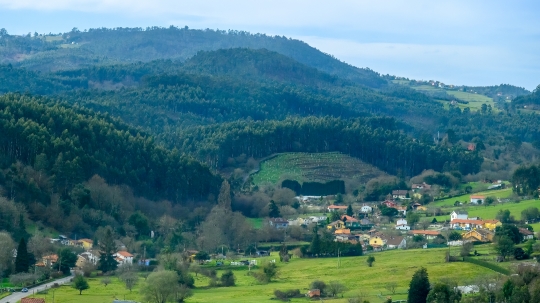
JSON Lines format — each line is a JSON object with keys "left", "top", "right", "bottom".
{"left": 0, "top": 274, "right": 73, "bottom": 303}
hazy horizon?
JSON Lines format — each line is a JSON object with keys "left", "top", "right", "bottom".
{"left": 1, "top": 0, "right": 539, "bottom": 90}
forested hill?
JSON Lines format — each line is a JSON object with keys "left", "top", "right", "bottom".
{"left": 182, "top": 48, "right": 344, "bottom": 87}
{"left": 513, "top": 85, "right": 540, "bottom": 107}
{"left": 0, "top": 26, "right": 386, "bottom": 88}
{"left": 176, "top": 116, "right": 483, "bottom": 176}
{"left": 0, "top": 93, "right": 221, "bottom": 204}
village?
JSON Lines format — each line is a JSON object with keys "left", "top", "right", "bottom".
{"left": 271, "top": 182, "right": 535, "bottom": 255}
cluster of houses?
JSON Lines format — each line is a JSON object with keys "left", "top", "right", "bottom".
{"left": 449, "top": 210, "right": 534, "bottom": 243}
{"left": 38, "top": 235, "right": 135, "bottom": 269}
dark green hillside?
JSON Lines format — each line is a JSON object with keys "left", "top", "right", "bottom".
{"left": 0, "top": 65, "right": 69, "bottom": 94}
{"left": 0, "top": 93, "right": 220, "bottom": 203}
{"left": 183, "top": 48, "right": 343, "bottom": 86}
{"left": 1, "top": 27, "right": 385, "bottom": 87}
{"left": 513, "top": 85, "right": 540, "bottom": 107}
{"left": 177, "top": 116, "right": 483, "bottom": 176}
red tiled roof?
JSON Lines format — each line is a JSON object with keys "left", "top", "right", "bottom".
{"left": 341, "top": 215, "right": 359, "bottom": 222}
{"left": 328, "top": 205, "right": 348, "bottom": 209}
{"left": 470, "top": 195, "right": 486, "bottom": 199}
{"left": 116, "top": 251, "right": 133, "bottom": 257}
{"left": 43, "top": 254, "right": 58, "bottom": 263}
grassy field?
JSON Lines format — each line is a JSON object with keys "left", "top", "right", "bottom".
{"left": 430, "top": 198, "right": 540, "bottom": 223}
{"left": 32, "top": 275, "right": 142, "bottom": 303}
{"left": 30, "top": 248, "right": 498, "bottom": 303}
{"left": 194, "top": 248, "right": 494, "bottom": 302}
{"left": 432, "top": 188, "right": 513, "bottom": 207}
{"left": 411, "top": 85, "right": 495, "bottom": 111}
{"left": 446, "top": 90, "right": 494, "bottom": 109}
{"left": 252, "top": 152, "right": 386, "bottom": 185}
{"left": 246, "top": 218, "right": 264, "bottom": 229}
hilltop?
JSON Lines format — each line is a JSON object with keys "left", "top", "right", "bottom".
{"left": 0, "top": 26, "right": 386, "bottom": 88}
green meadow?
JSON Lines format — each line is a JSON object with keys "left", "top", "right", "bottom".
{"left": 430, "top": 198, "right": 540, "bottom": 223}
{"left": 29, "top": 248, "right": 499, "bottom": 303}
{"left": 432, "top": 188, "right": 513, "bottom": 207}
{"left": 411, "top": 85, "right": 495, "bottom": 111}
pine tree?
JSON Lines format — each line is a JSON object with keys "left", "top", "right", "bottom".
{"left": 346, "top": 204, "right": 353, "bottom": 217}
{"left": 218, "top": 180, "right": 232, "bottom": 210}
{"left": 97, "top": 228, "right": 118, "bottom": 273}
{"left": 269, "top": 200, "right": 280, "bottom": 218}
{"left": 309, "top": 228, "right": 321, "bottom": 255}
{"left": 408, "top": 267, "right": 430, "bottom": 303}
{"left": 15, "top": 238, "right": 29, "bottom": 273}
{"left": 13, "top": 214, "right": 29, "bottom": 242}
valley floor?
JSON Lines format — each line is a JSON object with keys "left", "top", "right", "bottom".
{"left": 30, "top": 247, "right": 503, "bottom": 303}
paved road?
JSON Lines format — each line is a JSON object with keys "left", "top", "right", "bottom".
{"left": 0, "top": 274, "right": 73, "bottom": 303}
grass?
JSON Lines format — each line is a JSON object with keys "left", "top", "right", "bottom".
{"left": 32, "top": 275, "right": 142, "bottom": 303}
{"left": 191, "top": 248, "right": 497, "bottom": 303}
{"left": 247, "top": 218, "right": 264, "bottom": 229}
{"left": 29, "top": 249, "right": 498, "bottom": 303}
{"left": 430, "top": 198, "right": 540, "bottom": 222}
{"left": 411, "top": 85, "right": 496, "bottom": 111}
{"left": 432, "top": 188, "right": 513, "bottom": 207}
{"left": 529, "top": 222, "right": 540, "bottom": 231}
{"left": 251, "top": 152, "right": 386, "bottom": 185}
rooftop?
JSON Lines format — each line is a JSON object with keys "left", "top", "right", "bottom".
{"left": 116, "top": 251, "right": 134, "bottom": 257}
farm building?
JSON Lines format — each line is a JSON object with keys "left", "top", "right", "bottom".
{"left": 470, "top": 195, "right": 486, "bottom": 204}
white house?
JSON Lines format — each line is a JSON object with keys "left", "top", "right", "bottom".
{"left": 79, "top": 251, "right": 99, "bottom": 265}
{"left": 519, "top": 228, "right": 534, "bottom": 241}
{"left": 395, "top": 218, "right": 410, "bottom": 230}
{"left": 470, "top": 195, "right": 486, "bottom": 204}
{"left": 360, "top": 205, "right": 373, "bottom": 213}
{"left": 450, "top": 210, "right": 469, "bottom": 221}
{"left": 396, "top": 224, "right": 411, "bottom": 230}
{"left": 114, "top": 251, "right": 134, "bottom": 265}
{"left": 307, "top": 216, "right": 327, "bottom": 223}
{"left": 392, "top": 190, "right": 408, "bottom": 200}
{"left": 269, "top": 218, "right": 289, "bottom": 229}
{"left": 396, "top": 218, "right": 407, "bottom": 226}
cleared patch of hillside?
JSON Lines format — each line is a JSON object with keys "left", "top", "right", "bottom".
{"left": 252, "top": 152, "right": 388, "bottom": 185}
{"left": 411, "top": 85, "right": 496, "bottom": 110}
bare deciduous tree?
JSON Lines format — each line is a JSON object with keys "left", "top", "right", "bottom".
{"left": 385, "top": 282, "right": 397, "bottom": 295}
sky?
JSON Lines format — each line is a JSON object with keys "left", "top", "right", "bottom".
{"left": 1, "top": 0, "right": 539, "bottom": 90}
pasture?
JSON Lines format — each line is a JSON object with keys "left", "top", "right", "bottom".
{"left": 430, "top": 198, "right": 540, "bottom": 223}
{"left": 411, "top": 85, "right": 496, "bottom": 111}
{"left": 432, "top": 187, "right": 513, "bottom": 207}
{"left": 31, "top": 275, "right": 142, "bottom": 303}
{"left": 251, "top": 152, "right": 386, "bottom": 185}
{"left": 29, "top": 248, "right": 498, "bottom": 303}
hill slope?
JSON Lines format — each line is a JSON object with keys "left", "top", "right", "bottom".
{"left": 0, "top": 27, "right": 386, "bottom": 88}
{"left": 0, "top": 93, "right": 220, "bottom": 203}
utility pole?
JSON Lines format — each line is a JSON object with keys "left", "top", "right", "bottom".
{"left": 337, "top": 248, "right": 341, "bottom": 268}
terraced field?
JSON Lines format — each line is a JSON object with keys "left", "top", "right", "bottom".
{"left": 251, "top": 152, "right": 387, "bottom": 185}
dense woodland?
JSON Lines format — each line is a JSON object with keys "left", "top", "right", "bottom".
{"left": 0, "top": 26, "right": 539, "bottom": 256}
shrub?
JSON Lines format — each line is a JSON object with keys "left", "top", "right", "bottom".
{"left": 310, "top": 280, "right": 327, "bottom": 295}
{"left": 274, "top": 289, "right": 301, "bottom": 301}
{"left": 220, "top": 270, "right": 236, "bottom": 287}
{"left": 51, "top": 271, "right": 63, "bottom": 279}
